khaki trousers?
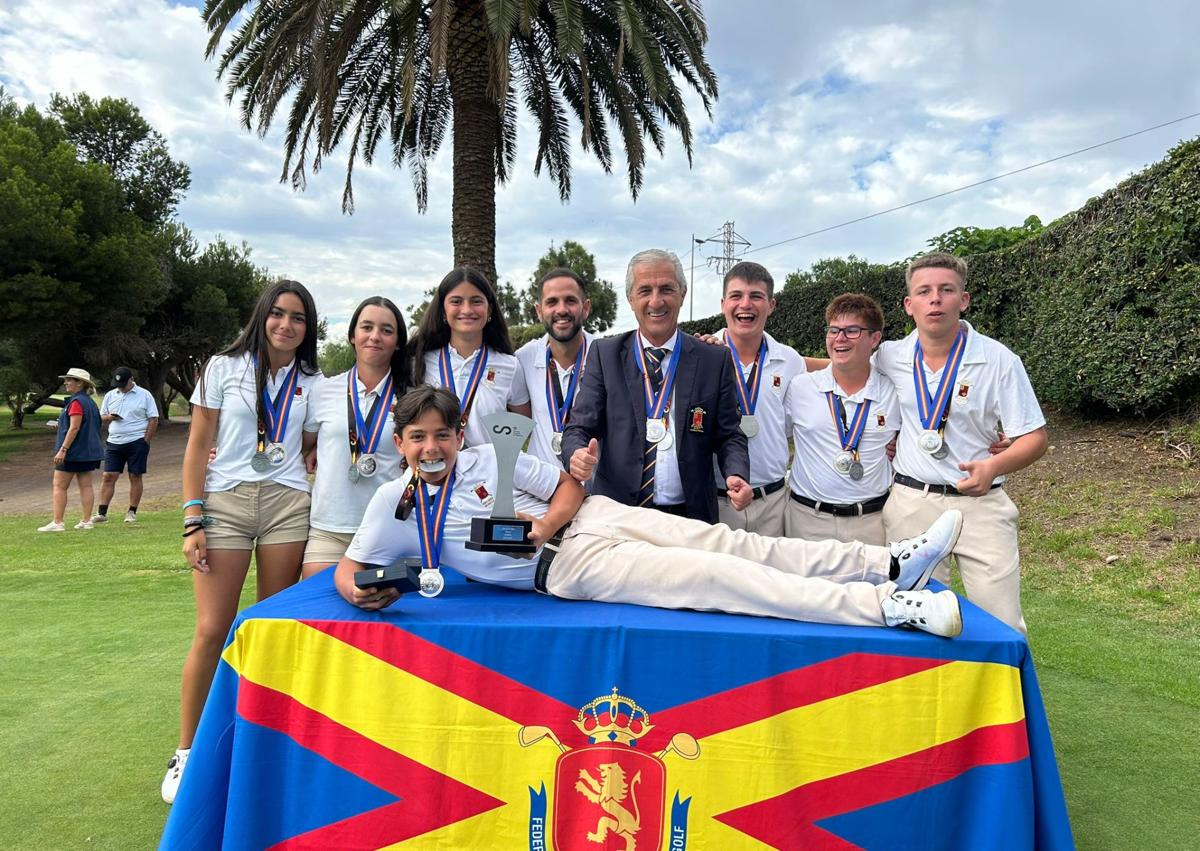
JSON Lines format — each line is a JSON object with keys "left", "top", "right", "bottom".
{"left": 883, "top": 484, "right": 1025, "bottom": 634}
{"left": 717, "top": 485, "right": 787, "bottom": 537}
{"left": 784, "top": 497, "right": 887, "bottom": 546}
{"left": 548, "top": 496, "right": 894, "bottom": 627}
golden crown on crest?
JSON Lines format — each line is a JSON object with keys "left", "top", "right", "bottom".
{"left": 572, "top": 687, "right": 656, "bottom": 746}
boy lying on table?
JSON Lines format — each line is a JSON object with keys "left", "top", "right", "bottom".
{"left": 335, "top": 386, "right": 965, "bottom": 637}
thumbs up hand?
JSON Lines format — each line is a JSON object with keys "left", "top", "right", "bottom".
{"left": 570, "top": 438, "right": 599, "bottom": 482}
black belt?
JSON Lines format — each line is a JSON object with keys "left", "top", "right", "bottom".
{"left": 533, "top": 523, "right": 571, "bottom": 594}
{"left": 718, "top": 478, "right": 786, "bottom": 501}
{"left": 646, "top": 502, "right": 689, "bottom": 517}
{"left": 789, "top": 491, "right": 889, "bottom": 517}
{"left": 893, "top": 473, "right": 1002, "bottom": 497}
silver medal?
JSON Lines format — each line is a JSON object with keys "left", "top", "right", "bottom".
{"left": 347, "top": 463, "right": 360, "bottom": 484}
{"left": 918, "top": 429, "right": 943, "bottom": 455}
{"left": 656, "top": 422, "right": 674, "bottom": 451}
{"left": 740, "top": 414, "right": 759, "bottom": 438}
{"left": 418, "top": 568, "right": 445, "bottom": 598}
{"left": 551, "top": 432, "right": 563, "bottom": 455}
{"left": 834, "top": 451, "right": 854, "bottom": 475}
{"left": 932, "top": 440, "right": 950, "bottom": 460}
{"left": 646, "top": 418, "right": 667, "bottom": 444}
{"left": 357, "top": 454, "right": 378, "bottom": 478}
{"left": 250, "top": 451, "right": 270, "bottom": 473}
{"left": 849, "top": 461, "right": 865, "bottom": 481}
{"left": 265, "top": 442, "right": 287, "bottom": 466}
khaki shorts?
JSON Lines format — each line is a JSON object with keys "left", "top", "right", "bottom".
{"left": 203, "top": 481, "right": 311, "bottom": 550}
{"left": 303, "top": 527, "right": 355, "bottom": 567}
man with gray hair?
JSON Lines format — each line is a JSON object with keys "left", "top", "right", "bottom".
{"left": 562, "top": 249, "right": 751, "bottom": 522}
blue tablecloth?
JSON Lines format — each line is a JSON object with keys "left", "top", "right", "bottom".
{"left": 161, "top": 570, "right": 1073, "bottom": 850}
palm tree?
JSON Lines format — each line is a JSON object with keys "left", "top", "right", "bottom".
{"left": 202, "top": 0, "right": 718, "bottom": 284}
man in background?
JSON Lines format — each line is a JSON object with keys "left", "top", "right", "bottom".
{"left": 95, "top": 366, "right": 158, "bottom": 524}
{"left": 515, "top": 268, "right": 594, "bottom": 467}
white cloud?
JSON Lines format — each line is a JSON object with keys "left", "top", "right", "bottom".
{"left": 2, "top": 0, "right": 1198, "bottom": 336}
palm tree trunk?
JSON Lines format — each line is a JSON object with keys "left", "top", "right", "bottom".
{"left": 447, "top": 1, "right": 498, "bottom": 285}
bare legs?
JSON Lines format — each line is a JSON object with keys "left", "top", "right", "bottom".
{"left": 176, "top": 542, "right": 303, "bottom": 748}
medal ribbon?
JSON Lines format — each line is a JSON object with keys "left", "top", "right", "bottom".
{"left": 440, "top": 345, "right": 489, "bottom": 427}
{"left": 348, "top": 367, "right": 395, "bottom": 461}
{"left": 726, "top": 335, "right": 767, "bottom": 415}
{"left": 414, "top": 471, "right": 455, "bottom": 571}
{"left": 912, "top": 329, "right": 967, "bottom": 433}
{"left": 259, "top": 361, "right": 300, "bottom": 446}
{"left": 826, "top": 392, "right": 872, "bottom": 453}
{"left": 544, "top": 339, "right": 587, "bottom": 432}
{"left": 634, "top": 335, "right": 682, "bottom": 420}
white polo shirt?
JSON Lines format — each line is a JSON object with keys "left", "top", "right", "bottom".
{"left": 190, "top": 353, "right": 321, "bottom": 494}
{"left": 100, "top": 383, "right": 158, "bottom": 444}
{"left": 422, "top": 346, "right": 530, "bottom": 448}
{"left": 345, "top": 445, "right": 561, "bottom": 589}
{"left": 875, "top": 321, "right": 1045, "bottom": 486}
{"left": 515, "top": 332, "right": 595, "bottom": 466}
{"left": 787, "top": 366, "right": 900, "bottom": 503}
{"left": 710, "top": 329, "right": 805, "bottom": 488}
{"left": 303, "top": 370, "right": 404, "bottom": 533}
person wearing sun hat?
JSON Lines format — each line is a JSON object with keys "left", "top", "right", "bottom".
{"left": 37, "top": 367, "right": 103, "bottom": 532}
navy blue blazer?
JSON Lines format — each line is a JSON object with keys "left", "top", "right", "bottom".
{"left": 561, "top": 330, "right": 749, "bottom": 522}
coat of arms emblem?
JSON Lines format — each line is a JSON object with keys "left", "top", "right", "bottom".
{"left": 520, "top": 687, "right": 700, "bottom": 850}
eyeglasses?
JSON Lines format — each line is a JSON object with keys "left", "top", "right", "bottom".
{"left": 825, "top": 325, "right": 874, "bottom": 340}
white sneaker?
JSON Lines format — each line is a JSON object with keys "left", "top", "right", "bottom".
{"left": 888, "top": 510, "right": 963, "bottom": 591}
{"left": 91, "top": 513, "right": 108, "bottom": 523}
{"left": 74, "top": 519, "right": 94, "bottom": 530}
{"left": 37, "top": 521, "right": 65, "bottom": 532}
{"left": 124, "top": 510, "right": 137, "bottom": 524}
{"left": 161, "top": 748, "right": 190, "bottom": 804}
{"left": 883, "top": 589, "right": 963, "bottom": 638}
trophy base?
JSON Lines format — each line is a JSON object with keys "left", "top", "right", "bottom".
{"left": 354, "top": 559, "right": 423, "bottom": 593}
{"left": 466, "top": 516, "right": 536, "bottom": 554}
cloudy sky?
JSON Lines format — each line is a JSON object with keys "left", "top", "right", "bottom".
{"left": 2, "top": 1, "right": 1198, "bottom": 338}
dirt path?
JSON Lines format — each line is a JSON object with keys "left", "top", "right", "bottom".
{"left": 0, "top": 419, "right": 190, "bottom": 516}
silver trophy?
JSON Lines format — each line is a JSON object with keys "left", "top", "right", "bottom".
{"left": 467, "top": 411, "right": 537, "bottom": 554}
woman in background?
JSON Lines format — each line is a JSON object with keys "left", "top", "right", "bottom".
{"left": 300, "top": 296, "right": 411, "bottom": 576}
{"left": 410, "top": 266, "right": 530, "bottom": 446}
{"left": 37, "top": 368, "right": 103, "bottom": 531}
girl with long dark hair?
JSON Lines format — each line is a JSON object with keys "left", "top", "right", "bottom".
{"left": 164, "top": 280, "right": 322, "bottom": 803}
{"left": 299, "top": 296, "right": 411, "bottom": 577}
{"left": 410, "top": 267, "right": 531, "bottom": 446}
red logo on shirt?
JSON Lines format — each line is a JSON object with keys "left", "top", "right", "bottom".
{"left": 958, "top": 383, "right": 970, "bottom": 398}
{"left": 486, "top": 368, "right": 497, "bottom": 384}
{"left": 690, "top": 407, "right": 706, "bottom": 432}
{"left": 773, "top": 374, "right": 782, "bottom": 389}
{"left": 294, "top": 387, "right": 303, "bottom": 396}
{"left": 474, "top": 483, "right": 490, "bottom": 502}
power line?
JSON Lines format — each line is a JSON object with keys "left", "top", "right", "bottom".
{"left": 743, "top": 110, "right": 1200, "bottom": 256}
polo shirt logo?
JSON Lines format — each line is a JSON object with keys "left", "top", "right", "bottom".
{"left": 473, "top": 482, "right": 495, "bottom": 508}
{"left": 955, "top": 382, "right": 971, "bottom": 404}
{"left": 876, "top": 414, "right": 887, "bottom": 428}
{"left": 485, "top": 368, "right": 497, "bottom": 385}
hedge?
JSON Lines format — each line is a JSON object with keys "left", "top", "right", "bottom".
{"left": 682, "top": 136, "right": 1200, "bottom": 413}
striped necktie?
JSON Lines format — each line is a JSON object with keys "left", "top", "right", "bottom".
{"left": 637, "top": 347, "right": 667, "bottom": 506}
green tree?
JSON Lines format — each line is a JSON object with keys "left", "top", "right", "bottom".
{"left": 49, "top": 92, "right": 191, "bottom": 225}
{"left": 201, "top": 0, "right": 717, "bottom": 285}
{"left": 318, "top": 340, "right": 357, "bottom": 376}
{"left": 527, "top": 240, "right": 617, "bottom": 332}
{"left": 140, "top": 230, "right": 274, "bottom": 416}
{"left": 0, "top": 98, "right": 166, "bottom": 425}
{"left": 924, "top": 215, "right": 1044, "bottom": 257}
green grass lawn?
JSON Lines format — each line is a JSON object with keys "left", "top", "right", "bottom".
{"left": 0, "top": 505, "right": 1196, "bottom": 849}
{"left": 0, "top": 406, "right": 59, "bottom": 461}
